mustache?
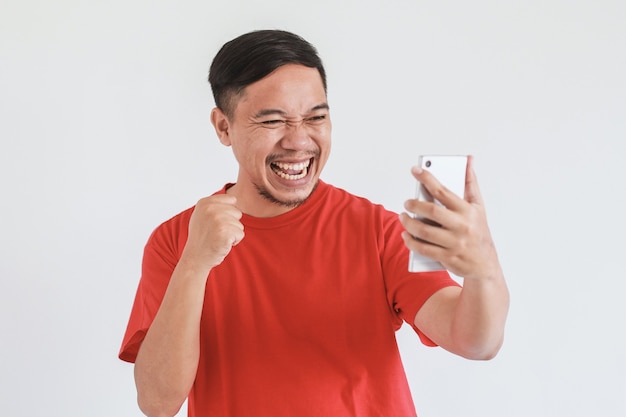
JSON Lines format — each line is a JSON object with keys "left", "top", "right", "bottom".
{"left": 266, "top": 150, "right": 319, "bottom": 164}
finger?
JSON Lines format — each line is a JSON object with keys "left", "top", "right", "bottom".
{"left": 199, "top": 195, "right": 243, "bottom": 219}
{"left": 403, "top": 198, "right": 464, "bottom": 233}
{"left": 231, "top": 228, "right": 245, "bottom": 246}
{"left": 220, "top": 203, "right": 243, "bottom": 220}
{"left": 401, "top": 230, "right": 451, "bottom": 263}
{"left": 464, "top": 155, "right": 484, "bottom": 205}
{"left": 411, "top": 166, "right": 465, "bottom": 212}
{"left": 198, "top": 193, "right": 238, "bottom": 205}
{"left": 399, "top": 212, "right": 458, "bottom": 249}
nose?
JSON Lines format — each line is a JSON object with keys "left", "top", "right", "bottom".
{"left": 279, "top": 120, "right": 312, "bottom": 150}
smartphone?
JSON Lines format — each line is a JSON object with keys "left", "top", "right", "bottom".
{"left": 408, "top": 155, "right": 468, "bottom": 272}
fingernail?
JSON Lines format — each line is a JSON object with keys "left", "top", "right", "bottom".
{"left": 412, "top": 166, "right": 423, "bottom": 174}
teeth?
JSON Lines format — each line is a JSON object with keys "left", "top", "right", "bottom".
{"left": 273, "top": 160, "right": 310, "bottom": 171}
{"left": 271, "top": 160, "right": 311, "bottom": 180}
{"left": 275, "top": 166, "right": 308, "bottom": 180}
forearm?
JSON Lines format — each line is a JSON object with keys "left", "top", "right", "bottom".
{"left": 450, "top": 269, "right": 509, "bottom": 360}
{"left": 134, "top": 258, "right": 209, "bottom": 417}
{"left": 405, "top": 158, "right": 510, "bottom": 359}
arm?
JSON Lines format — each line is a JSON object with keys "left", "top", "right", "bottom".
{"left": 134, "top": 195, "right": 244, "bottom": 417}
{"left": 399, "top": 156, "right": 509, "bottom": 360}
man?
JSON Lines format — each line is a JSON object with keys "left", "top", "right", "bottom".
{"left": 120, "top": 30, "right": 509, "bottom": 417}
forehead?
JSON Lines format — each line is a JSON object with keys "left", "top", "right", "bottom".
{"left": 234, "top": 64, "right": 327, "bottom": 116}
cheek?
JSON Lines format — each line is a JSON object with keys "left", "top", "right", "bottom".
{"left": 314, "top": 126, "right": 332, "bottom": 150}
{"left": 308, "top": 122, "right": 331, "bottom": 140}
{"left": 231, "top": 138, "right": 274, "bottom": 168}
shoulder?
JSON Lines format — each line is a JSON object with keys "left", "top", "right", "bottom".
{"left": 149, "top": 206, "right": 194, "bottom": 241}
{"left": 321, "top": 182, "right": 397, "bottom": 220}
{"left": 316, "top": 182, "right": 400, "bottom": 239}
{"left": 151, "top": 184, "right": 229, "bottom": 237}
{"left": 147, "top": 185, "right": 228, "bottom": 253}
{"left": 321, "top": 181, "right": 389, "bottom": 210}
{"left": 142, "top": 206, "right": 194, "bottom": 263}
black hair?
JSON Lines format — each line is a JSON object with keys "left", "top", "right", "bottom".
{"left": 208, "top": 30, "right": 327, "bottom": 117}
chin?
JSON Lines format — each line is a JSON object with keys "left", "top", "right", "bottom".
{"left": 257, "top": 180, "right": 319, "bottom": 208}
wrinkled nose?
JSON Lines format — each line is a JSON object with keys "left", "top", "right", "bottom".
{"left": 279, "top": 122, "right": 311, "bottom": 150}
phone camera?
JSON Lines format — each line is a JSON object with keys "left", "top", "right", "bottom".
{"left": 425, "top": 160, "right": 432, "bottom": 168}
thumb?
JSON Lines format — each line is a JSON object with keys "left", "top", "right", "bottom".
{"left": 464, "top": 155, "right": 484, "bottom": 205}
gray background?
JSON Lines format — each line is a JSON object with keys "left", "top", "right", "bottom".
{"left": 1, "top": 0, "right": 624, "bottom": 416}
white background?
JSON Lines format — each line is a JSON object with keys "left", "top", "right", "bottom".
{"left": 1, "top": 1, "right": 625, "bottom": 416}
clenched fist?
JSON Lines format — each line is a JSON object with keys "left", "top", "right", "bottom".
{"left": 182, "top": 194, "right": 245, "bottom": 272}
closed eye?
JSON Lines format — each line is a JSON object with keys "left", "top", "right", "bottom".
{"left": 260, "top": 119, "right": 286, "bottom": 126}
{"left": 306, "top": 115, "right": 327, "bottom": 123}
{"left": 256, "top": 114, "right": 328, "bottom": 128}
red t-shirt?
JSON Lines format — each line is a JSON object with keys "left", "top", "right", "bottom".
{"left": 120, "top": 181, "right": 459, "bottom": 416}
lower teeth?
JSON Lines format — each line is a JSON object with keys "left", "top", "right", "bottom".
{"left": 274, "top": 166, "right": 308, "bottom": 180}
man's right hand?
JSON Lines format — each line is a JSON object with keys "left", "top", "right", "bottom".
{"left": 134, "top": 194, "right": 244, "bottom": 416}
{"left": 182, "top": 194, "right": 245, "bottom": 271}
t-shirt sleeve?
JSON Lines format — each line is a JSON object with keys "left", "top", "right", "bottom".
{"left": 118, "top": 210, "right": 190, "bottom": 363}
{"left": 380, "top": 212, "right": 461, "bottom": 347}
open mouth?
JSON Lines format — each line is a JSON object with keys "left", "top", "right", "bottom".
{"left": 270, "top": 158, "right": 313, "bottom": 181}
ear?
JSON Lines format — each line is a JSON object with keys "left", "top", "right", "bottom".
{"left": 211, "top": 107, "right": 232, "bottom": 146}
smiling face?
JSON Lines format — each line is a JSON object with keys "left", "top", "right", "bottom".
{"left": 211, "top": 64, "right": 332, "bottom": 217}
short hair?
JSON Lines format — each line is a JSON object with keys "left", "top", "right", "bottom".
{"left": 208, "top": 30, "right": 327, "bottom": 118}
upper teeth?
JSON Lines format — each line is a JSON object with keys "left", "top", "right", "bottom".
{"left": 272, "top": 160, "right": 311, "bottom": 180}
{"left": 273, "top": 160, "right": 310, "bottom": 171}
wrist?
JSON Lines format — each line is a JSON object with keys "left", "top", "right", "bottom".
{"left": 176, "top": 251, "right": 215, "bottom": 282}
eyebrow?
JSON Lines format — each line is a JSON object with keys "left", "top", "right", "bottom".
{"left": 253, "top": 103, "right": 330, "bottom": 119}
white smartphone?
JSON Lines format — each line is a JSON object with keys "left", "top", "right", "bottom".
{"left": 408, "top": 155, "right": 468, "bottom": 272}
